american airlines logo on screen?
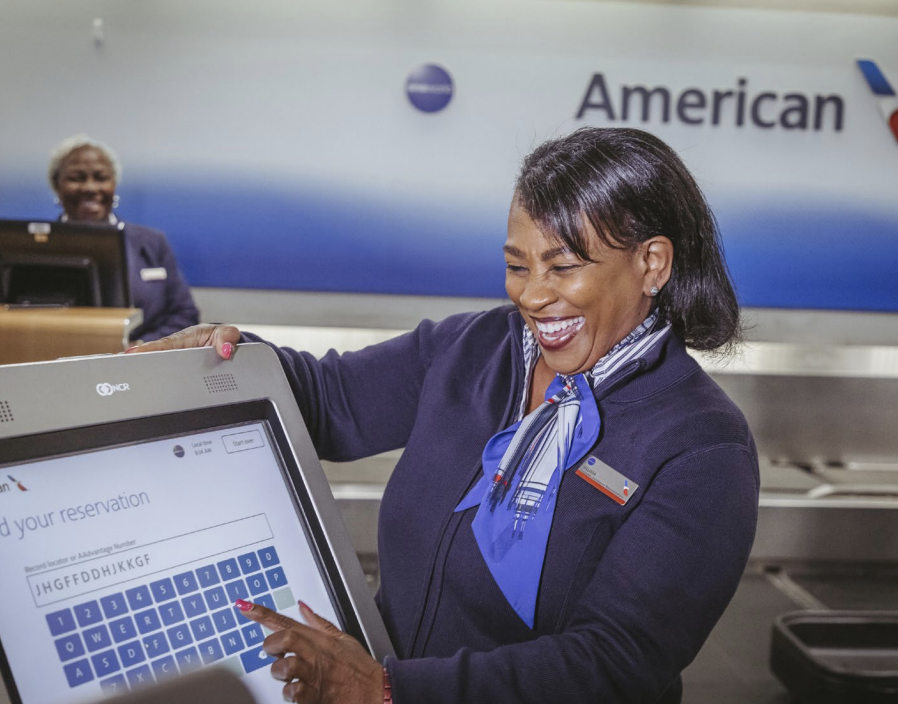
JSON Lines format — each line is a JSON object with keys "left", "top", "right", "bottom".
{"left": 96, "top": 382, "right": 131, "bottom": 397}
{"left": 856, "top": 59, "right": 898, "bottom": 145}
{"left": 575, "top": 73, "right": 845, "bottom": 132}
{"left": 0, "top": 475, "right": 28, "bottom": 494}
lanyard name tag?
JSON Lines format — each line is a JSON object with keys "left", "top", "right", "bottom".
{"left": 575, "top": 455, "right": 638, "bottom": 506}
{"left": 140, "top": 267, "right": 168, "bottom": 282}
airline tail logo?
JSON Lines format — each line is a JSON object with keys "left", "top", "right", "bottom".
{"left": 857, "top": 59, "right": 898, "bottom": 144}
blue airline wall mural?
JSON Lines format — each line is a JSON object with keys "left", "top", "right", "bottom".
{"left": 0, "top": 1, "right": 896, "bottom": 311}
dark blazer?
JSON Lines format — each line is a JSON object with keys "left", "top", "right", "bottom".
{"left": 245, "top": 306, "right": 760, "bottom": 704}
{"left": 123, "top": 223, "right": 199, "bottom": 342}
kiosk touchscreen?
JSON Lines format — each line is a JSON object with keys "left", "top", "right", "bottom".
{"left": 0, "top": 344, "right": 393, "bottom": 704}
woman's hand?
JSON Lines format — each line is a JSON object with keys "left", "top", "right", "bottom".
{"left": 236, "top": 599, "right": 383, "bottom": 704}
{"left": 124, "top": 324, "right": 241, "bottom": 359}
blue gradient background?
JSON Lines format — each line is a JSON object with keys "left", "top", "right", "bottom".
{"left": 3, "top": 178, "right": 897, "bottom": 311}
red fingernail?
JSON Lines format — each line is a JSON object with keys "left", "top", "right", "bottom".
{"left": 124, "top": 346, "right": 138, "bottom": 354}
{"left": 235, "top": 599, "right": 253, "bottom": 612}
{"left": 298, "top": 600, "right": 310, "bottom": 613}
{"left": 221, "top": 342, "right": 233, "bottom": 359}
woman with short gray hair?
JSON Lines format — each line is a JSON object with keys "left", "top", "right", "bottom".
{"left": 48, "top": 134, "right": 199, "bottom": 342}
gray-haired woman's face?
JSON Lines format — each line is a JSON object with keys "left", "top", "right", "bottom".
{"left": 55, "top": 146, "right": 116, "bottom": 222}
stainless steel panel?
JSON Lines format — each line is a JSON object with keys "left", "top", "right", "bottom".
{"left": 753, "top": 499, "right": 898, "bottom": 562}
{"left": 700, "top": 342, "right": 898, "bottom": 466}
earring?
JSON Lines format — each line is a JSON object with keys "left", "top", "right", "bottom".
{"left": 650, "top": 286, "right": 659, "bottom": 297}
{"left": 112, "top": 194, "right": 120, "bottom": 209}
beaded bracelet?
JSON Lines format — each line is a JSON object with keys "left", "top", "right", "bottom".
{"left": 383, "top": 667, "right": 393, "bottom": 704}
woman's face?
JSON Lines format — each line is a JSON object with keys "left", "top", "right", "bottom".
{"left": 55, "top": 146, "right": 116, "bottom": 222}
{"left": 505, "top": 200, "right": 659, "bottom": 376}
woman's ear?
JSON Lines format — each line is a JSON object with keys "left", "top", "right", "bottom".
{"left": 642, "top": 236, "right": 673, "bottom": 296}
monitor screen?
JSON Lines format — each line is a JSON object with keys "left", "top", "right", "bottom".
{"left": 0, "top": 344, "right": 393, "bottom": 704}
{"left": 0, "top": 220, "right": 131, "bottom": 308}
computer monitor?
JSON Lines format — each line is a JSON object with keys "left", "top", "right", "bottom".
{"left": 0, "top": 343, "right": 394, "bottom": 704}
{"left": 0, "top": 220, "right": 131, "bottom": 307}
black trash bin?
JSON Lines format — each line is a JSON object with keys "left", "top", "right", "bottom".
{"left": 770, "top": 610, "right": 898, "bottom": 704}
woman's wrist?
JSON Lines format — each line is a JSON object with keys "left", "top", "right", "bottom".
{"left": 383, "top": 666, "right": 393, "bottom": 704}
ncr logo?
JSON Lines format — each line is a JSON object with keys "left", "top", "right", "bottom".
{"left": 96, "top": 382, "right": 131, "bottom": 397}
{"left": 856, "top": 59, "right": 898, "bottom": 145}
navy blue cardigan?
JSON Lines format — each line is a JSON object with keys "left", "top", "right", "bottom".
{"left": 124, "top": 223, "right": 199, "bottom": 342}
{"left": 251, "top": 306, "right": 759, "bottom": 704}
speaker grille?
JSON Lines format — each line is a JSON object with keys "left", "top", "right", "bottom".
{"left": 204, "top": 374, "right": 238, "bottom": 394}
{"left": 0, "top": 401, "right": 12, "bottom": 423}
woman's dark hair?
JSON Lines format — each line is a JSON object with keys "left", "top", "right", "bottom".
{"left": 515, "top": 126, "right": 741, "bottom": 352}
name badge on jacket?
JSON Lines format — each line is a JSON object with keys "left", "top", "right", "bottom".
{"left": 575, "top": 455, "right": 638, "bottom": 505}
{"left": 140, "top": 267, "right": 168, "bottom": 282}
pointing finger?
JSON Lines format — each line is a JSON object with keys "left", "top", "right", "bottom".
{"left": 234, "top": 599, "right": 302, "bottom": 633}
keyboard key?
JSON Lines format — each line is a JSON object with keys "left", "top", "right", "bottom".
{"left": 240, "top": 645, "right": 275, "bottom": 674}
{"left": 217, "top": 558, "right": 240, "bottom": 581}
{"left": 197, "top": 639, "right": 224, "bottom": 665}
{"left": 255, "top": 594, "right": 276, "bottom": 612}
{"left": 220, "top": 630, "right": 245, "bottom": 656}
{"left": 211, "top": 608, "right": 236, "bottom": 633}
{"left": 265, "top": 567, "right": 287, "bottom": 590}
{"left": 91, "top": 649, "right": 121, "bottom": 678}
{"left": 99, "top": 674, "right": 128, "bottom": 694}
{"left": 100, "top": 593, "right": 129, "bottom": 619}
{"left": 241, "top": 623, "right": 264, "bottom": 647}
{"left": 73, "top": 600, "right": 103, "bottom": 628}
{"left": 196, "top": 564, "right": 220, "bottom": 588}
{"left": 55, "top": 634, "right": 86, "bottom": 662}
{"left": 166, "top": 623, "right": 193, "bottom": 649}
{"left": 151, "top": 655, "right": 178, "bottom": 681}
{"left": 237, "top": 552, "right": 261, "bottom": 575}
{"left": 63, "top": 659, "right": 94, "bottom": 687}
{"left": 224, "top": 580, "right": 249, "bottom": 603}
{"left": 159, "top": 601, "right": 185, "bottom": 626}
{"left": 150, "top": 578, "right": 177, "bottom": 603}
{"left": 173, "top": 571, "right": 199, "bottom": 595}
{"left": 125, "top": 586, "right": 152, "bottom": 611}
{"left": 182, "top": 594, "right": 207, "bottom": 618}
{"left": 46, "top": 609, "right": 76, "bottom": 636}
{"left": 258, "top": 546, "right": 280, "bottom": 568}
{"left": 126, "top": 664, "right": 154, "bottom": 689}
{"left": 109, "top": 616, "right": 137, "bottom": 643}
{"left": 203, "top": 586, "right": 228, "bottom": 611}
{"left": 83, "top": 624, "right": 112, "bottom": 652}
{"left": 273, "top": 587, "right": 296, "bottom": 611}
{"left": 134, "top": 609, "right": 162, "bottom": 635}
{"left": 246, "top": 574, "right": 267, "bottom": 596}
{"left": 189, "top": 616, "right": 215, "bottom": 642}
{"left": 117, "top": 641, "right": 146, "bottom": 668}
{"left": 143, "top": 632, "right": 170, "bottom": 659}
{"left": 175, "top": 647, "right": 201, "bottom": 674}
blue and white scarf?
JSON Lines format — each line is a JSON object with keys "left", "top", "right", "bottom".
{"left": 455, "top": 312, "right": 670, "bottom": 627}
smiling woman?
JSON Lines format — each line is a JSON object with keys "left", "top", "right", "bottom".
{"left": 46, "top": 135, "right": 199, "bottom": 342}
{"left": 51, "top": 143, "right": 119, "bottom": 221}
{"left": 130, "top": 126, "right": 759, "bottom": 704}
{"left": 503, "top": 208, "right": 669, "bottom": 387}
